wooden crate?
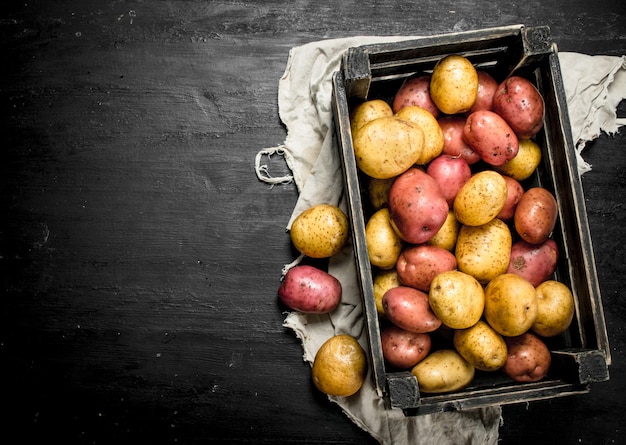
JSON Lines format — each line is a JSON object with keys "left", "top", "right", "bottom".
{"left": 331, "top": 24, "right": 610, "bottom": 416}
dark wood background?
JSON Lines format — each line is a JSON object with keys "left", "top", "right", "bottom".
{"left": 2, "top": 1, "right": 625, "bottom": 443}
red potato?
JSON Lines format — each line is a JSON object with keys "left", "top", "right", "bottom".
{"left": 507, "top": 239, "right": 559, "bottom": 287}
{"left": 278, "top": 265, "right": 341, "bottom": 314}
{"left": 438, "top": 116, "right": 481, "bottom": 165}
{"left": 396, "top": 244, "right": 457, "bottom": 292}
{"left": 380, "top": 325, "right": 431, "bottom": 369}
{"left": 392, "top": 75, "right": 440, "bottom": 117}
{"left": 497, "top": 175, "right": 525, "bottom": 221}
{"left": 463, "top": 110, "right": 519, "bottom": 166}
{"left": 468, "top": 71, "right": 499, "bottom": 113}
{"left": 388, "top": 167, "right": 449, "bottom": 244}
{"left": 382, "top": 286, "right": 442, "bottom": 334}
{"left": 514, "top": 187, "right": 558, "bottom": 244}
{"left": 426, "top": 154, "right": 472, "bottom": 207}
{"left": 493, "top": 76, "right": 545, "bottom": 139}
{"left": 503, "top": 332, "right": 551, "bottom": 382}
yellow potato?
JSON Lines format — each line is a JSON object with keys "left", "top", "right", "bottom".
{"left": 365, "top": 208, "right": 403, "bottom": 270}
{"left": 352, "top": 116, "right": 424, "bottom": 179}
{"left": 484, "top": 273, "right": 538, "bottom": 337}
{"left": 426, "top": 210, "right": 460, "bottom": 252}
{"left": 394, "top": 106, "right": 444, "bottom": 164}
{"left": 495, "top": 138, "right": 542, "bottom": 181}
{"left": 290, "top": 204, "right": 349, "bottom": 258}
{"left": 455, "top": 218, "right": 512, "bottom": 284}
{"left": 411, "top": 349, "right": 475, "bottom": 393}
{"left": 350, "top": 99, "right": 394, "bottom": 135}
{"left": 430, "top": 54, "right": 478, "bottom": 115}
{"left": 312, "top": 334, "right": 367, "bottom": 397}
{"left": 373, "top": 269, "right": 401, "bottom": 315}
{"left": 454, "top": 170, "right": 508, "bottom": 227}
{"left": 532, "top": 280, "right": 575, "bottom": 337}
{"left": 453, "top": 320, "right": 508, "bottom": 372}
{"left": 367, "top": 176, "right": 395, "bottom": 210}
{"left": 429, "top": 270, "right": 485, "bottom": 329}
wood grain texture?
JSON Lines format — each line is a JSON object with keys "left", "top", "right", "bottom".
{"left": 2, "top": 1, "right": 625, "bottom": 443}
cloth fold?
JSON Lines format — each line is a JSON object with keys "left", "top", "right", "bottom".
{"left": 256, "top": 36, "right": 626, "bottom": 445}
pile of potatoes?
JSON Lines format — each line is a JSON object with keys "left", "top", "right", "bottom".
{"left": 354, "top": 54, "right": 575, "bottom": 393}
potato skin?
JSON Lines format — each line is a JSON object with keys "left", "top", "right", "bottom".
{"left": 411, "top": 349, "right": 475, "bottom": 393}
{"left": 532, "top": 280, "right": 575, "bottom": 337}
{"left": 507, "top": 239, "right": 559, "bottom": 287}
{"left": 388, "top": 167, "right": 449, "bottom": 244}
{"left": 438, "top": 116, "right": 481, "bottom": 164}
{"left": 278, "top": 265, "right": 342, "bottom": 314}
{"left": 463, "top": 110, "right": 519, "bottom": 166}
{"left": 429, "top": 270, "right": 485, "bottom": 330}
{"left": 395, "top": 105, "right": 444, "bottom": 165}
{"left": 496, "top": 175, "right": 524, "bottom": 221}
{"left": 352, "top": 116, "right": 424, "bottom": 179}
{"left": 365, "top": 208, "right": 403, "bottom": 270}
{"left": 484, "top": 273, "right": 538, "bottom": 337}
{"left": 503, "top": 332, "right": 551, "bottom": 382}
{"left": 396, "top": 244, "right": 457, "bottom": 292}
{"left": 426, "top": 154, "right": 472, "bottom": 207}
{"left": 350, "top": 99, "right": 393, "bottom": 134}
{"left": 453, "top": 170, "right": 508, "bottom": 226}
{"left": 392, "top": 75, "right": 440, "bottom": 117}
{"left": 468, "top": 71, "right": 499, "bottom": 113}
{"left": 382, "top": 286, "right": 442, "bottom": 334}
{"left": 455, "top": 218, "right": 512, "bottom": 284}
{"left": 493, "top": 76, "right": 545, "bottom": 139}
{"left": 312, "top": 334, "right": 366, "bottom": 397}
{"left": 290, "top": 204, "right": 349, "bottom": 258}
{"left": 381, "top": 325, "right": 431, "bottom": 369}
{"left": 453, "top": 320, "right": 507, "bottom": 372}
{"left": 514, "top": 187, "right": 558, "bottom": 244}
{"left": 430, "top": 55, "right": 478, "bottom": 115}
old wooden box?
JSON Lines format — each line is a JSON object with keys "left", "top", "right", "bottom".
{"left": 331, "top": 24, "right": 610, "bottom": 416}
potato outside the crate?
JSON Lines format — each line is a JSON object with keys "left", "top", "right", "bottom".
{"left": 411, "top": 349, "right": 475, "bottom": 394}
{"left": 430, "top": 54, "right": 478, "bottom": 115}
{"left": 290, "top": 204, "right": 348, "bottom": 258}
{"left": 453, "top": 320, "right": 508, "bottom": 372}
{"left": 352, "top": 116, "right": 425, "bottom": 179}
{"left": 311, "top": 334, "right": 367, "bottom": 397}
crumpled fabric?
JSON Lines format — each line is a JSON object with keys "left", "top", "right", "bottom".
{"left": 255, "top": 36, "right": 626, "bottom": 445}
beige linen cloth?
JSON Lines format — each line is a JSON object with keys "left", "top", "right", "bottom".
{"left": 255, "top": 36, "right": 626, "bottom": 445}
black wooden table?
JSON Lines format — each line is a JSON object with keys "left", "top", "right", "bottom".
{"left": 2, "top": 1, "right": 625, "bottom": 443}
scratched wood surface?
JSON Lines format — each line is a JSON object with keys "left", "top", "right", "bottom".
{"left": 2, "top": 1, "right": 625, "bottom": 443}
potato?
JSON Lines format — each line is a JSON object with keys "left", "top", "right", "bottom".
{"left": 395, "top": 106, "right": 444, "bottom": 164}
{"left": 352, "top": 116, "right": 424, "bottom": 179}
{"left": 493, "top": 76, "right": 545, "bottom": 139}
{"left": 367, "top": 176, "right": 395, "bottom": 210}
{"left": 426, "top": 154, "right": 472, "bottom": 207}
{"left": 453, "top": 320, "right": 508, "bottom": 372}
{"left": 388, "top": 167, "right": 449, "bottom": 244}
{"left": 426, "top": 210, "right": 460, "bottom": 252}
{"left": 392, "top": 75, "right": 440, "bottom": 117}
{"left": 514, "top": 187, "right": 558, "bottom": 244}
{"left": 453, "top": 170, "right": 508, "bottom": 227}
{"left": 278, "top": 265, "right": 342, "bottom": 314}
{"left": 463, "top": 110, "right": 519, "bottom": 166}
{"left": 468, "top": 71, "right": 499, "bottom": 113}
{"left": 484, "top": 273, "right": 538, "bottom": 337}
{"left": 373, "top": 269, "right": 401, "bottom": 316}
{"left": 411, "top": 349, "right": 475, "bottom": 393}
{"left": 429, "top": 270, "right": 485, "bottom": 330}
{"left": 507, "top": 239, "right": 559, "bottom": 287}
{"left": 532, "top": 280, "right": 575, "bottom": 337}
{"left": 494, "top": 138, "right": 542, "bottom": 181}
{"left": 382, "top": 286, "right": 442, "bottom": 334}
{"left": 312, "top": 334, "right": 367, "bottom": 397}
{"left": 350, "top": 99, "right": 393, "bottom": 134}
{"left": 381, "top": 325, "right": 431, "bottom": 369}
{"left": 365, "top": 208, "right": 403, "bottom": 270}
{"left": 430, "top": 54, "right": 478, "bottom": 115}
{"left": 503, "top": 332, "right": 551, "bottom": 382}
{"left": 438, "top": 116, "right": 481, "bottom": 165}
{"left": 396, "top": 245, "right": 457, "bottom": 292}
{"left": 455, "top": 218, "right": 512, "bottom": 284}
{"left": 290, "top": 204, "right": 349, "bottom": 258}
{"left": 496, "top": 175, "right": 524, "bottom": 221}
